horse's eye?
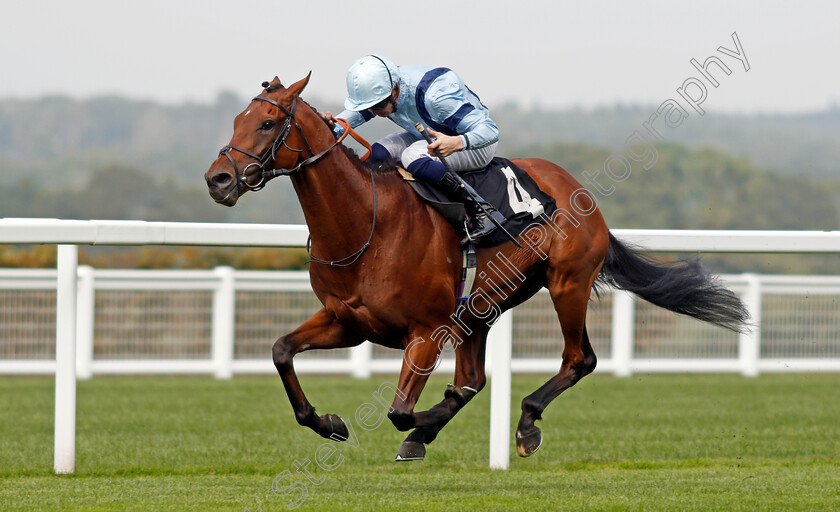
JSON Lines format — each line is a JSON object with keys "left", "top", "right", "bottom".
{"left": 260, "top": 120, "right": 275, "bottom": 131}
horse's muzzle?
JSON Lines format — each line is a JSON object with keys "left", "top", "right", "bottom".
{"left": 212, "top": 187, "right": 238, "bottom": 207}
{"left": 205, "top": 165, "right": 239, "bottom": 206}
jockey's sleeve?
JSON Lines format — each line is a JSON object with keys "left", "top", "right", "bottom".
{"left": 425, "top": 71, "right": 499, "bottom": 150}
{"left": 333, "top": 109, "right": 374, "bottom": 137}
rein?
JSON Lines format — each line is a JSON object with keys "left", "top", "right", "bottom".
{"left": 218, "top": 94, "right": 376, "bottom": 267}
{"left": 306, "top": 118, "right": 377, "bottom": 267}
{"left": 265, "top": 118, "right": 372, "bottom": 180}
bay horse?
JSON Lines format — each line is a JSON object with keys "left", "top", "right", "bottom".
{"left": 204, "top": 75, "right": 748, "bottom": 461}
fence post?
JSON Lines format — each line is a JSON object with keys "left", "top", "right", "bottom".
{"left": 488, "top": 309, "right": 513, "bottom": 470}
{"left": 75, "top": 265, "right": 95, "bottom": 380}
{"left": 350, "top": 342, "right": 372, "bottom": 378}
{"left": 212, "top": 266, "right": 235, "bottom": 380}
{"left": 739, "top": 273, "right": 761, "bottom": 377}
{"left": 55, "top": 245, "right": 78, "bottom": 474}
{"left": 611, "top": 290, "right": 635, "bottom": 377}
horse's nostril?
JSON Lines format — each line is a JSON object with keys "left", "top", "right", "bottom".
{"left": 210, "top": 173, "right": 233, "bottom": 188}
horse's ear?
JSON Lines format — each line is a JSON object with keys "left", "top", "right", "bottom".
{"left": 287, "top": 72, "right": 312, "bottom": 98}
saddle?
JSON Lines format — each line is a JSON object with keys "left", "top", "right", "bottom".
{"left": 399, "top": 157, "right": 558, "bottom": 248}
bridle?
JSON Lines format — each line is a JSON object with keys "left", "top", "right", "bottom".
{"left": 217, "top": 90, "right": 376, "bottom": 267}
{"left": 218, "top": 95, "right": 312, "bottom": 192}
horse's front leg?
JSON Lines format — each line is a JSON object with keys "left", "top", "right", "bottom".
{"left": 395, "top": 327, "right": 488, "bottom": 461}
{"left": 385, "top": 326, "right": 448, "bottom": 434}
{"left": 273, "top": 308, "right": 363, "bottom": 440}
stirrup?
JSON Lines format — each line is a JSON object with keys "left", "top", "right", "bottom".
{"left": 460, "top": 213, "right": 499, "bottom": 245}
{"left": 460, "top": 218, "right": 478, "bottom": 245}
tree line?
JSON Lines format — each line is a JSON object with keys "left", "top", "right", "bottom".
{"left": 1, "top": 95, "right": 838, "bottom": 273}
{"left": 3, "top": 95, "right": 840, "bottom": 184}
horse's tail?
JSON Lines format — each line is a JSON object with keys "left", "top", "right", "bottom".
{"left": 596, "top": 232, "right": 749, "bottom": 333}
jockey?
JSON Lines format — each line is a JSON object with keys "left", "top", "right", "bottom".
{"left": 328, "top": 54, "right": 506, "bottom": 242}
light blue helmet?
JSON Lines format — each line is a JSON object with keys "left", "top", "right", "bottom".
{"left": 344, "top": 54, "right": 399, "bottom": 111}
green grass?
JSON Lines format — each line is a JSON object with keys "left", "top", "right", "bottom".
{"left": 1, "top": 374, "right": 839, "bottom": 511}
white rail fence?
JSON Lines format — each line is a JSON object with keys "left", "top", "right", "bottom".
{"left": 3, "top": 268, "right": 840, "bottom": 378}
{"left": 3, "top": 218, "right": 840, "bottom": 474}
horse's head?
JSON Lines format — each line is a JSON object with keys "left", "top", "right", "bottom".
{"left": 205, "top": 74, "right": 312, "bottom": 206}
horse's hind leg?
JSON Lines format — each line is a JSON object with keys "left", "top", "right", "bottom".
{"left": 395, "top": 327, "right": 489, "bottom": 461}
{"left": 515, "top": 275, "right": 599, "bottom": 457}
{"left": 273, "top": 308, "right": 363, "bottom": 441}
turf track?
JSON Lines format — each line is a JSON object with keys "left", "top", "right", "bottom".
{"left": 1, "top": 374, "right": 839, "bottom": 511}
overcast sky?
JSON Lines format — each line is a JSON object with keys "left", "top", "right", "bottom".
{"left": 2, "top": 0, "right": 838, "bottom": 114}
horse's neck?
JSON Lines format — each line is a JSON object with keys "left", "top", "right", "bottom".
{"left": 291, "top": 149, "right": 376, "bottom": 260}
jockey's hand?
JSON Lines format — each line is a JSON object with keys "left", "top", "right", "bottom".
{"left": 321, "top": 111, "right": 336, "bottom": 129}
{"left": 427, "top": 128, "right": 464, "bottom": 158}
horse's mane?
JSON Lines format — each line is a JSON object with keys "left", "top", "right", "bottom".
{"left": 262, "top": 81, "right": 284, "bottom": 93}
{"left": 366, "top": 156, "right": 401, "bottom": 175}
{"left": 338, "top": 146, "right": 400, "bottom": 175}
{"left": 304, "top": 99, "right": 399, "bottom": 175}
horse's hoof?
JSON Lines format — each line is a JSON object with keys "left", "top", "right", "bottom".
{"left": 515, "top": 428, "right": 543, "bottom": 457}
{"left": 323, "top": 414, "right": 349, "bottom": 441}
{"left": 394, "top": 441, "right": 425, "bottom": 462}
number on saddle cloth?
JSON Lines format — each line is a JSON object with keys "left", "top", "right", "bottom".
{"left": 399, "top": 157, "right": 558, "bottom": 248}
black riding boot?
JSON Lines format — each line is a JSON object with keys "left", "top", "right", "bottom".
{"left": 438, "top": 170, "right": 506, "bottom": 242}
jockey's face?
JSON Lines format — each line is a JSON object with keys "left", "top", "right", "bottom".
{"left": 368, "top": 85, "right": 398, "bottom": 117}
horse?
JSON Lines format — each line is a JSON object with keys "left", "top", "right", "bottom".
{"left": 204, "top": 75, "right": 748, "bottom": 461}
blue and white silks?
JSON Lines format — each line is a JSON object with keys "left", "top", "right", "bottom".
{"left": 334, "top": 66, "right": 499, "bottom": 175}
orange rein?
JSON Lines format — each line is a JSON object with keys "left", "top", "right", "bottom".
{"left": 333, "top": 117, "right": 373, "bottom": 162}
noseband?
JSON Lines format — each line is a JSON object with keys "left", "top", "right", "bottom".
{"left": 218, "top": 96, "right": 315, "bottom": 192}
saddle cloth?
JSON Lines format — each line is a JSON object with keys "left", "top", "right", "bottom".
{"left": 402, "top": 157, "right": 557, "bottom": 247}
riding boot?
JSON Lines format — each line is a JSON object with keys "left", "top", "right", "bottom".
{"left": 438, "top": 170, "right": 506, "bottom": 242}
